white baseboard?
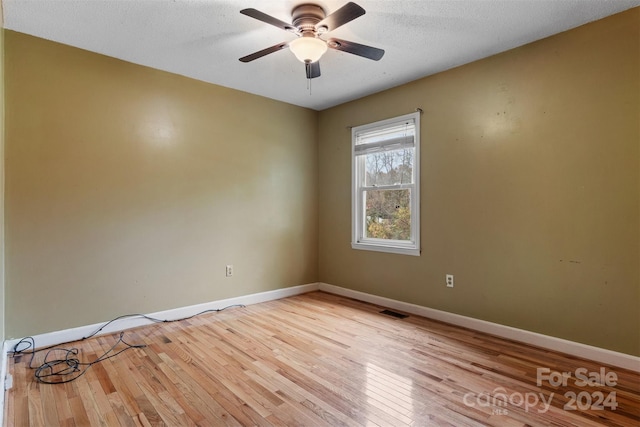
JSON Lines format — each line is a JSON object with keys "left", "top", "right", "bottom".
{"left": 3, "top": 281, "right": 638, "bottom": 374}
{"left": 4, "top": 283, "right": 320, "bottom": 352}
{"left": 318, "top": 283, "right": 640, "bottom": 372}
{"left": 0, "top": 340, "right": 8, "bottom": 427}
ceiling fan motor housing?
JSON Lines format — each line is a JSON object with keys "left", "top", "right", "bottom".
{"left": 292, "top": 4, "right": 327, "bottom": 34}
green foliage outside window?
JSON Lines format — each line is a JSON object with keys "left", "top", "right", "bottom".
{"left": 365, "top": 189, "right": 411, "bottom": 240}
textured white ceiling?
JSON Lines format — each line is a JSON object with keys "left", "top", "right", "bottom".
{"left": 3, "top": 0, "right": 639, "bottom": 110}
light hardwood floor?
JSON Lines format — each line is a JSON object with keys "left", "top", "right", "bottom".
{"left": 4, "top": 291, "right": 640, "bottom": 426}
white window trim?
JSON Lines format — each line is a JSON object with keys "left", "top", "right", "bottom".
{"left": 351, "top": 112, "right": 420, "bottom": 256}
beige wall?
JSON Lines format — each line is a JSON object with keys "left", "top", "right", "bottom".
{"left": 318, "top": 9, "right": 640, "bottom": 356}
{"left": 4, "top": 31, "right": 318, "bottom": 338}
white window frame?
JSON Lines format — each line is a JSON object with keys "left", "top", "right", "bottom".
{"left": 351, "top": 112, "right": 420, "bottom": 256}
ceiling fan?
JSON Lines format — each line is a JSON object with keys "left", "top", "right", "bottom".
{"left": 239, "top": 2, "right": 384, "bottom": 79}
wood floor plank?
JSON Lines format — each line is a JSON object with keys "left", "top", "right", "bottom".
{"left": 5, "top": 291, "right": 640, "bottom": 426}
{"left": 106, "top": 391, "right": 137, "bottom": 427}
{"left": 26, "top": 386, "right": 44, "bottom": 427}
{"left": 67, "top": 396, "right": 91, "bottom": 427}
{"left": 48, "top": 379, "right": 71, "bottom": 426}
{"left": 11, "top": 358, "right": 29, "bottom": 427}
{"left": 156, "top": 352, "right": 240, "bottom": 426}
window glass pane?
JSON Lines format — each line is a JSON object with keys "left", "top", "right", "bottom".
{"left": 365, "top": 189, "right": 411, "bottom": 240}
{"left": 364, "top": 148, "right": 413, "bottom": 187}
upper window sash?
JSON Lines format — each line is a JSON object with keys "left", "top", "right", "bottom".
{"left": 354, "top": 136, "right": 415, "bottom": 155}
{"left": 354, "top": 122, "right": 416, "bottom": 156}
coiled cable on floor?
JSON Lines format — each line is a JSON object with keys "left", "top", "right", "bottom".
{"left": 10, "top": 303, "right": 245, "bottom": 384}
{"left": 34, "top": 332, "right": 145, "bottom": 384}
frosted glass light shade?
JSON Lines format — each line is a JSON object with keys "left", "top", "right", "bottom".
{"left": 289, "top": 37, "right": 328, "bottom": 63}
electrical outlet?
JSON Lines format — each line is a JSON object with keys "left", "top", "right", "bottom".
{"left": 446, "top": 274, "right": 454, "bottom": 288}
{"left": 225, "top": 265, "right": 233, "bottom": 277}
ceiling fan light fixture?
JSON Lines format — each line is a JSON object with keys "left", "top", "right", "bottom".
{"left": 289, "top": 36, "right": 327, "bottom": 63}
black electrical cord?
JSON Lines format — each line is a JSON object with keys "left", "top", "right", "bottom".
{"left": 10, "top": 303, "right": 245, "bottom": 384}
{"left": 34, "top": 332, "right": 145, "bottom": 384}
{"left": 80, "top": 304, "right": 245, "bottom": 340}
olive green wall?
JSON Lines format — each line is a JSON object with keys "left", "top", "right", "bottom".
{"left": 3, "top": 9, "right": 639, "bottom": 357}
{"left": 318, "top": 9, "right": 639, "bottom": 356}
{"left": 4, "top": 31, "right": 318, "bottom": 338}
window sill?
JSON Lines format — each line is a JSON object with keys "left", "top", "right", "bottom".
{"left": 351, "top": 242, "right": 420, "bottom": 256}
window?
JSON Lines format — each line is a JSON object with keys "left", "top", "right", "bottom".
{"left": 352, "top": 112, "right": 420, "bottom": 256}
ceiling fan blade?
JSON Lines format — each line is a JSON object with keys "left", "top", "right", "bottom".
{"left": 305, "top": 61, "right": 321, "bottom": 79}
{"left": 327, "top": 38, "right": 385, "bottom": 61}
{"left": 316, "top": 2, "right": 365, "bottom": 32}
{"left": 240, "top": 8, "right": 296, "bottom": 32}
{"left": 239, "top": 42, "right": 289, "bottom": 62}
